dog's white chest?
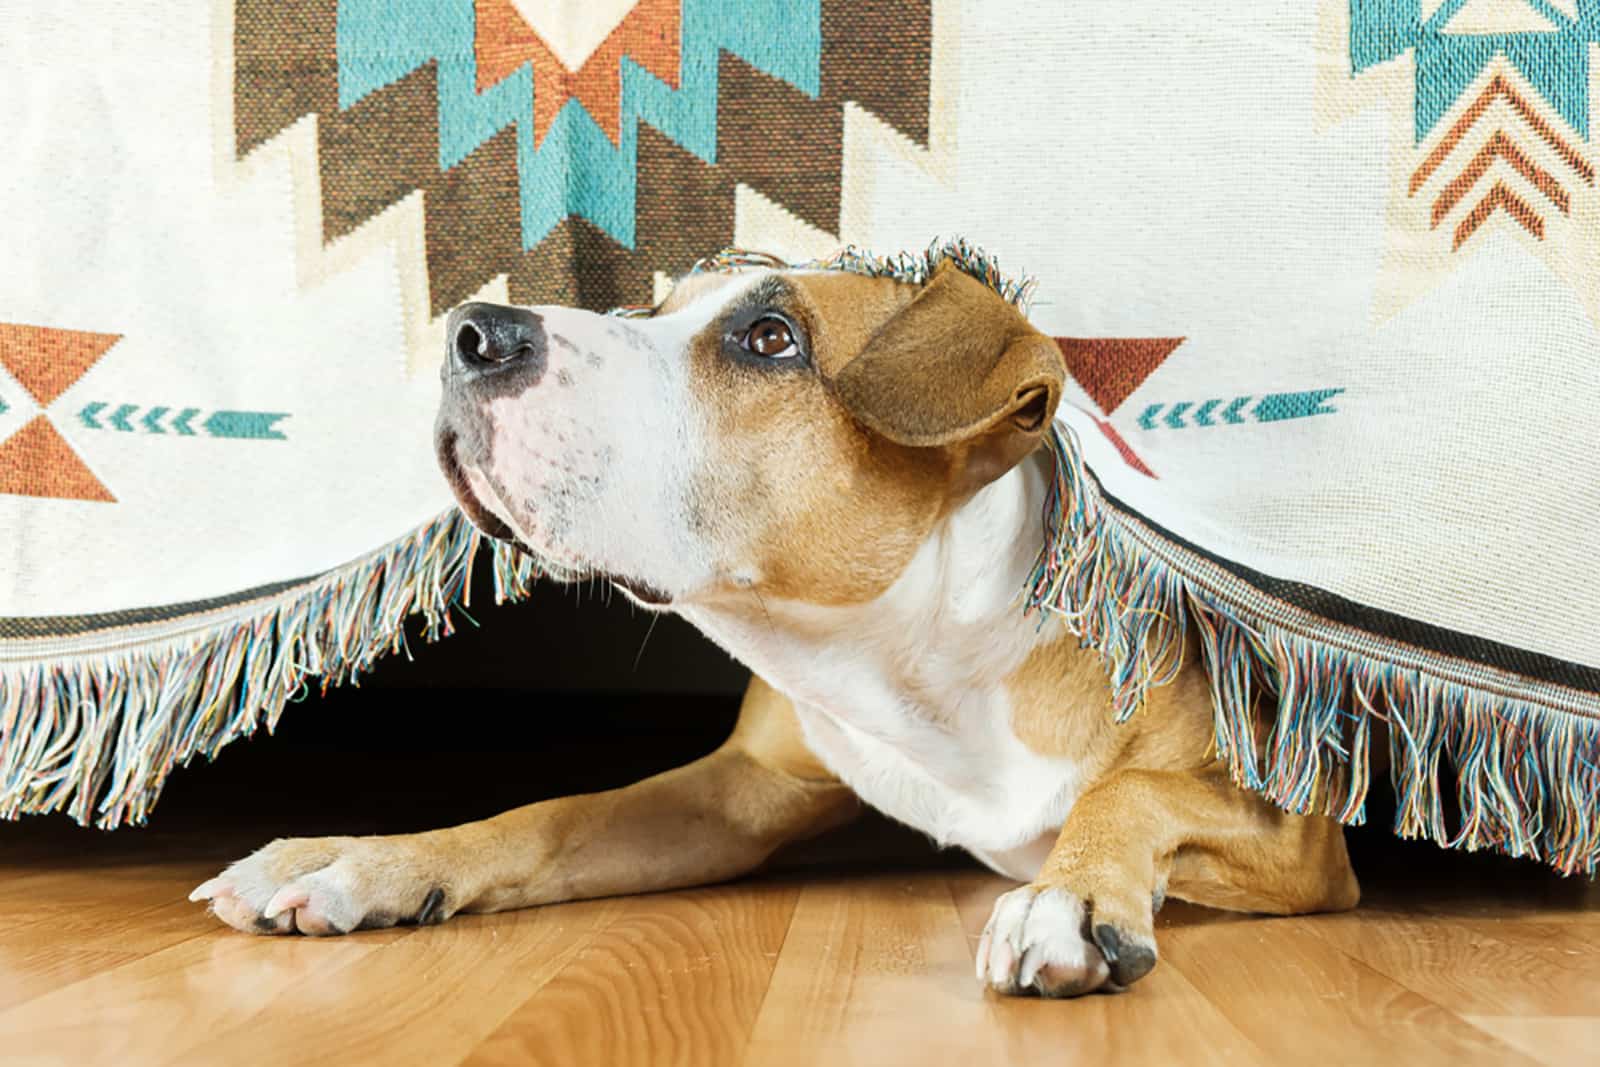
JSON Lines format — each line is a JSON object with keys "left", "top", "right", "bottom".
{"left": 789, "top": 690, "right": 1084, "bottom": 874}
{"left": 680, "top": 450, "right": 1079, "bottom": 880}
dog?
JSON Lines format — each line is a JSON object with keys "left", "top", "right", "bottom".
{"left": 191, "top": 255, "right": 1360, "bottom": 997}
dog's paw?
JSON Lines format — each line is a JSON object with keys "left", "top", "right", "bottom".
{"left": 189, "top": 836, "right": 452, "bottom": 936}
{"left": 975, "top": 883, "right": 1157, "bottom": 997}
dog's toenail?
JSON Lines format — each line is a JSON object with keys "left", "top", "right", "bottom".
{"left": 416, "top": 887, "right": 446, "bottom": 925}
{"left": 1091, "top": 922, "right": 1122, "bottom": 961}
{"left": 1092, "top": 922, "right": 1156, "bottom": 986}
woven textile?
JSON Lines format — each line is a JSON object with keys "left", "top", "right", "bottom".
{"left": 2, "top": 3, "right": 1597, "bottom": 867}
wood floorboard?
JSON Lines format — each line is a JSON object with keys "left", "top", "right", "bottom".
{"left": 946, "top": 870, "right": 1269, "bottom": 1067}
{"left": 466, "top": 883, "right": 798, "bottom": 1067}
{"left": 1459, "top": 1017, "right": 1598, "bottom": 1067}
{"left": 2, "top": 787, "right": 1595, "bottom": 1065}
{"left": 742, "top": 874, "right": 1008, "bottom": 1066}
{"left": 1160, "top": 913, "right": 1543, "bottom": 1066}
{"left": 175, "top": 901, "right": 622, "bottom": 1067}
{"left": 1304, "top": 907, "right": 1600, "bottom": 1019}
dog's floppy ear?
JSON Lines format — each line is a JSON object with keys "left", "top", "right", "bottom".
{"left": 833, "top": 262, "right": 1064, "bottom": 480}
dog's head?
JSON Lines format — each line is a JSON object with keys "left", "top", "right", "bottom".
{"left": 434, "top": 258, "right": 1065, "bottom": 610}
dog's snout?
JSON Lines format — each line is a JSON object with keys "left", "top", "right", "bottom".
{"left": 447, "top": 302, "right": 547, "bottom": 378}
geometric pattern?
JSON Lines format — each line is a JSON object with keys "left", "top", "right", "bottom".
{"left": 1352, "top": 1, "right": 1599, "bottom": 143}
{"left": 1052, "top": 339, "right": 1344, "bottom": 480}
{"left": 0, "top": 323, "right": 120, "bottom": 407}
{"left": 473, "top": 0, "right": 679, "bottom": 148}
{"left": 233, "top": 0, "right": 932, "bottom": 315}
{"left": 0, "top": 322, "right": 289, "bottom": 502}
{"left": 0, "top": 418, "right": 116, "bottom": 503}
{"left": 0, "top": 324, "right": 119, "bottom": 502}
{"left": 76, "top": 402, "right": 290, "bottom": 440}
{"left": 1052, "top": 337, "right": 1187, "bottom": 479}
{"left": 1056, "top": 337, "right": 1186, "bottom": 416}
{"left": 1341, "top": 0, "right": 1600, "bottom": 321}
{"left": 1408, "top": 74, "right": 1594, "bottom": 248}
{"left": 1136, "top": 389, "right": 1344, "bottom": 429}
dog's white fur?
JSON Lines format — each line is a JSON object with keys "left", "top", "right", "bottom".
{"left": 470, "top": 300, "right": 717, "bottom": 591}
{"left": 682, "top": 458, "right": 1079, "bottom": 878}
{"left": 467, "top": 274, "right": 1082, "bottom": 877}
{"left": 193, "top": 263, "right": 1359, "bottom": 1000}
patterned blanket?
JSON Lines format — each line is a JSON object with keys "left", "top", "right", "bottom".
{"left": 2, "top": 3, "right": 1596, "bottom": 871}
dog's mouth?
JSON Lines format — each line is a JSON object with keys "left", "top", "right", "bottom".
{"left": 437, "top": 430, "right": 673, "bottom": 608}
{"left": 436, "top": 430, "right": 519, "bottom": 544}
{"left": 606, "top": 574, "right": 673, "bottom": 608}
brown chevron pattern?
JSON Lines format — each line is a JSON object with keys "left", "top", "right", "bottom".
{"left": 1410, "top": 73, "right": 1595, "bottom": 195}
{"left": 1431, "top": 130, "right": 1567, "bottom": 226}
{"left": 233, "top": 1, "right": 932, "bottom": 316}
{"left": 1408, "top": 72, "right": 1595, "bottom": 254}
{"left": 1454, "top": 180, "right": 1543, "bottom": 250}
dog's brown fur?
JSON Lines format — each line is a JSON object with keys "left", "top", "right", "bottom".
{"left": 196, "top": 261, "right": 1359, "bottom": 997}
{"left": 685, "top": 275, "right": 945, "bottom": 605}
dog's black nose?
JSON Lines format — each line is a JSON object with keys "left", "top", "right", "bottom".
{"left": 446, "top": 302, "right": 547, "bottom": 377}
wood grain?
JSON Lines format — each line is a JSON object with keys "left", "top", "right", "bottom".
{"left": 949, "top": 871, "right": 1269, "bottom": 1067}
{"left": 179, "top": 900, "right": 624, "bottom": 1067}
{"left": 466, "top": 883, "right": 798, "bottom": 1067}
{"left": 1159, "top": 915, "right": 1541, "bottom": 1066}
{"left": 1, "top": 825, "right": 1595, "bottom": 1066}
{"left": 1462, "top": 1016, "right": 1600, "bottom": 1066}
{"left": 743, "top": 873, "right": 1011, "bottom": 1066}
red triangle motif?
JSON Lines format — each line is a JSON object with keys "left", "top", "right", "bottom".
{"left": 1090, "top": 415, "right": 1157, "bottom": 479}
{"left": 1054, "top": 337, "right": 1185, "bottom": 415}
{"left": 0, "top": 416, "right": 116, "bottom": 502}
{"left": 0, "top": 323, "right": 121, "bottom": 407}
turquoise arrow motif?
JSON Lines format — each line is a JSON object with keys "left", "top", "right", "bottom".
{"left": 1133, "top": 389, "right": 1340, "bottom": 429}
{"left": 71, "top": 402, "right": 287, "bottom": 440}
{"left": 0, "top": 395, "right": 7, "bottom": 414}
{"left": 1254, "top": 388, "right": 1343, "bottom": 422}
{"left": 204, "top": 411, "right": 289, "bottom": 440}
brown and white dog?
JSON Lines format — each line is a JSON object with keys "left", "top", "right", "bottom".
{"left": 191, "top": 258, "right": 1359, "bottom": 997}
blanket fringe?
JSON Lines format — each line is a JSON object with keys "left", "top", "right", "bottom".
{"left": 1027, "top": 424, "right": 1600, "bottom": 876}
{"left": 682, "top": 237, "right": 1038, "bottom": 310}
{"left": 0, "top": 511, "right": 539, "bottom": 829}
{"left": 7, "top": 242, "right": 1595, "bottom": 867}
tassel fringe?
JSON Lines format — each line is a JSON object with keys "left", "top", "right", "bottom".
{"left": 1027, "top": 424, "right": 1600, "bottom": 876}
{"left": 2, "top": 239, "right": 1021, "bottom": 830}
{"left": 0, "top": 510, "right": 539, "bottom": 828}
{"left": 674, "top": 238, "right": 1036, "bottom": 310}
{"left": 7, "top": 242, "right": 1595, "bottom": 872}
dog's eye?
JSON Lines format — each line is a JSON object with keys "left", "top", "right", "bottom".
{"left": 740, "top": 316, "right": 798, "bottom": 359}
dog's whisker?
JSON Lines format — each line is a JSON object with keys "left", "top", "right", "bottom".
{"left": 359, "top": 250, "right": 1368, "bottom": 1003}
{"left": 633, "top": 612, "right": 662, "bottom": 672}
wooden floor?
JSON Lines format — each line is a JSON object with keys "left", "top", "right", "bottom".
{"left": 1, "top": 691, "right": 1595, "bottom": 1067}
{"left": 3, "top": 808, "right": 1597, "bottom": 1067}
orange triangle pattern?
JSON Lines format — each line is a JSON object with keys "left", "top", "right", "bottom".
{"left": 0, "top": 323, "right": 120, "bottom": 407}
{"left": 0, "top": 415, "right": 115, "bottom": 502}
{"left": 474, "top": 0, "right": 681, "bottom": 147}
{"left": 1054, "top": 337, "right": 1186, "bottom": 416}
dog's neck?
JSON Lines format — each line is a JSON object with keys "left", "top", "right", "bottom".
{"left": 680, "top": 446, "right": 1058, "bottom": 717}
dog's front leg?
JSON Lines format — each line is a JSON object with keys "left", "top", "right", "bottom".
{"left": 192, "top": 677, "right": 856, "bottom": 935}
{"left": 975, "top": 767, "right": 1360, "bottom": 997}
